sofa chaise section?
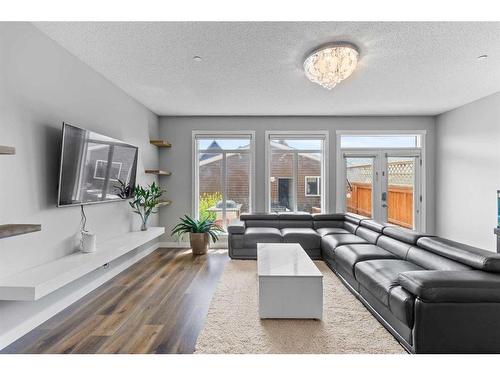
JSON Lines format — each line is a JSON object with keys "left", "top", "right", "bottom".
{"left": 227, "top": 212, "right": 500, "bottom": 353}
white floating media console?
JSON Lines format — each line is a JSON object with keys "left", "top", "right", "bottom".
{"left": 0, "top": 227, "right": 165, "bottom": 301}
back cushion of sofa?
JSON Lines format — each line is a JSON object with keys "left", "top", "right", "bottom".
{"left": 313, "top": 220, "right": 344, "bottom": 229}
{"left": 355, "top": 227, "right": 381, "bottom": 244}
{"left": 245, "top": 220, "right": 280, "bottom": 228}
{"left": 417, "top": 237, "right": 500, "bottom": 272}
{"left": 279, "top": 220, "right": 313, "bottom": 229}
{"left": 382, "top": 226, "right": 431, "bottom": 245}
{"left": 377, "top": 235, "right": 411, "bottom": 259}
{"left": 406, "top": 246, "right": 472, "bottom": 271}
{"left": 278, "top": 213, "right": 313, "bottom": 229}
{"left": 343, "top": 221, "right": 358, "bottom": 234}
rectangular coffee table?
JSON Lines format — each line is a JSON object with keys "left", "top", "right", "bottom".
{"left": 257, "top": 243, "right": 323, "bottom": 320}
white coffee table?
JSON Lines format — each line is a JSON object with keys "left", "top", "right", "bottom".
{"left": 257, "top": 243, "right": 323, "bottom": 320}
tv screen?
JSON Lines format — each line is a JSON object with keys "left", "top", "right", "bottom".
{"left": 58, "top": 123, "right": 138, "bottom": 207}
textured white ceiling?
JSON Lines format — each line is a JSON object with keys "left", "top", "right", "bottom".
{"left": 34, "top": 22, "right": 500, "bottom": 116}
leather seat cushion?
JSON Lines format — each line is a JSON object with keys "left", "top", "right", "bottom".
{"left": 316, "top": 227, "right": 350, "bottom": 237}
{"left": 389, "top": 286, "right": 415, "bottom": 327}
{"left": 322, "top": 233, "right": 368, "bottom": 250}
{"left": 355, "top": 259, "right": 423, "bottom": 305}
{"left": 243, "top": 227, "right": 282, "bottom": 248}
{"left": 281, "top": 228, "right": 321, "bottom": 250}
{"left": 336, "top": 244, "right": 398, "bottom": 276}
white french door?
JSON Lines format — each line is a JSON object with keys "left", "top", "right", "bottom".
{"left": 340, "top": 149, "right": 423, "bottom": 231}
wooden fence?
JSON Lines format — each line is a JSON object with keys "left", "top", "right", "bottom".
{"left": 347, "top": 182, "right": 413, "bottom": 229}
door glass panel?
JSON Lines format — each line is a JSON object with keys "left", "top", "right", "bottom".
{"left": 298, "top": 153, "right": 322, "bottom": 213}
{"left": 345, "top": 157, "right": 374, "bottom": 218}
{"left": 225, "top": 152, "right": 250, "bottom": 226}
{"left": 198, "top": 152, "right": 224, "bottom": 226}
{"left": 387, "top": 157, "right": 415, "bottom": 229}
{"left": 270, "top": 151, "right": 294, "bottom": 212}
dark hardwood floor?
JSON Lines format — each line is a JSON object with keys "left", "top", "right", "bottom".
{"left": 1, "top": 248, "right": 229, "bottom": 354}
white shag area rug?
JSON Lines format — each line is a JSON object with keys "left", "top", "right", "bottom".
{"left": 195, "top": 260, "right": 406, "bottom": 354}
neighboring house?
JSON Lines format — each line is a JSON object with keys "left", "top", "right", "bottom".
{"left": 198, "top": 141, "right": 321, "bottom": 214}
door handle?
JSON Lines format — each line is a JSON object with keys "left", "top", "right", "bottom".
{"left": 382, "top": 204, "right": 388, "bottom": 208}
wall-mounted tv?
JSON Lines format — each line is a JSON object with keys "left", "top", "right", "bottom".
{"left": 57, "top": 123, "right": 138, "bottom": 207}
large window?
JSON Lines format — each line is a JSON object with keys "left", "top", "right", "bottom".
{"left": 266, "top": 132, "right": 328, "bottom": 213}
{"left": 193, "top": 132, "right": 254, "bottom": 228}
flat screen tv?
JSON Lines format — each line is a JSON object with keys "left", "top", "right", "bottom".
{"left": 58, "top": 123, "right": 138, "bottom": 207}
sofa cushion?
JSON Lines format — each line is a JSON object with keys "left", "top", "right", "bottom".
{"left": 376, "top": 235, "right": 412, "bottom": 259}
{"left": 355, "top": 227, "right": 382, "bottom": 244}
{"left": 344, "top": 213, "right": 366, "bottom": 225}
{"left": 343, "top": 221, "right": 359, "bottom": 234}
{"left": 389, "top": 286, "right": 415, "bottom": 327}
{"left": 335, "top": 244, "right": 398, "bottom": 276}
{"left": 398, "top": 270, "right": 500, "bottom": 303}
{"left": 281, "top": 228, "right": 321, "bottom": 250}
{"left": 321, "top": 234, "right": 368, "bottom": 259}
{"left": 316, "top": 227, "right": 350, "bottom": 237}
{"left": 277, "top": 213, "right": 312, "bottom": 229}
{"left": 243, "top": 227, "right": 282, "bottom": 248}
{"left": 312, "top": 213, "right": 345, "bottom": 221}
{"left": 417, "top": 237, "right": 500, "bottom": 272}
{"left": 240, "top": 213, "right": 278, "bottom": 220}
{"left": 382, "top": 226, "right": 431, "bottom": 245}
{"left": 240, "top": 212, "right": 279, "bottom": 228}
{"left": 359, "top": 219, "right": 386, "bottom": 233}
{"left": 313, "top": 220, "right": 345, "bottom": 229}
{"left": 406, "top": 246, "right": 472, "bottom": 271}
{"left": 355, "top": 259, "right": 423, "bottom": 305}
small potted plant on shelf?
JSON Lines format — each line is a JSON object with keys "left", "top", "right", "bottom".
{"left": 115, "top": 180, "right": 165, "bottom": 231}
{"left": 171, "top": 215, "right": 224, "bottom": 255}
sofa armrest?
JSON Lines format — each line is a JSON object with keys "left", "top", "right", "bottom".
{"left": 398, "top": 270, "right": 500, "bottom": 303}
{"left": 227, "top": 220, "right": 246, "bottom": 234}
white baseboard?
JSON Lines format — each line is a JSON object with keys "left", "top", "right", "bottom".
{"left": 0, "top": 241, "right": 161, "bottom": 351}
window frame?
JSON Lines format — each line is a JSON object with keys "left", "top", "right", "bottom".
{"left": 265, "top": 130, "right": 329, "bottom": 213}
{"left": 304, "top": 176, "right": 321, "bottom": 197}
{"left": 192, "top": 131, "right": 256, "bottom": 224}
{"left": 93, "top": 159, "right": 122, "bottom": 181}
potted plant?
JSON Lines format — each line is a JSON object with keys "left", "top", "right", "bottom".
{"left": 115, "top": 180, "right": 165, "bottom": 231}
{"left": 171, "top": 215, "right": 224, "bottom": 255}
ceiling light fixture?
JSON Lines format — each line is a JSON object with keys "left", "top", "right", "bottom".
{"left": 477, "top": 54, "right": 488, "bottom": 60}
{"left": 193, "top": 55, "right": 202, "bottom": 61}
{"left": 303, "top": 43, "right": 359, "bottom": 90}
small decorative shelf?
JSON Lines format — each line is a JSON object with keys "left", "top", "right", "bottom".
{"left": 0, "top": 145, "right": 15, "bottom": 155}
{"left": 0, "top": 224, "right": 41, "bottom": 239}
{"left": 157, "top": 200, "right": 172, "bottom": 208}
{"left": 150, "top": 139, "right": 172, "bottom": 148}
{"left": 145, "top": 169, "right": 171, "bottom": 176}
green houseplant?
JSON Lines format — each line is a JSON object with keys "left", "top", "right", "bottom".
{"left": 115, "top": 180, "right": 165, "bottom": 231}
{"left": 171, "top": 215, "right": 224, "bottom": 255}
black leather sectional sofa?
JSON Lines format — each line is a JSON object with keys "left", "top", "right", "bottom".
{"left": 227, "top": 212, "right": 500, "bottom": 353}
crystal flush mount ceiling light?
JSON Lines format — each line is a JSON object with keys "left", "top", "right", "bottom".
{"left": 303, "top": 43, "right": 360, "bottom": 90}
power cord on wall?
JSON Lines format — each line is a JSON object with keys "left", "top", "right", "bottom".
{"left": 80, "top": 204, "right": 88, "bottom": 232}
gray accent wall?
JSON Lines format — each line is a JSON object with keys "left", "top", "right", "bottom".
{"left": 0, "top": 23, "right": 160, "bottom": 349}
{"left": 159, "top": 116, "right": 436, "bottom": 241}
{"left": 436, "top": 92, "right": 500, "bottom": 251}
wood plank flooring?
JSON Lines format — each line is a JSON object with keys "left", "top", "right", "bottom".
{"left": 1, "top": 248, "right": 229, "bottom": 354}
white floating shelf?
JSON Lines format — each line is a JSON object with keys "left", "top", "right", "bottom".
{"left": 0, "top": 227, "right": 165, "bottom": 301}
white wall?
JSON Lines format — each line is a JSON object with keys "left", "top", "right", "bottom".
{"left": 0, "top": 23, "right": 161, "bottom": 349}
{"left": 436, "top": 92, "right": 500, "bottom": 251}
{"left": 159, "top": 116, "right": 436, "bottom": 242}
